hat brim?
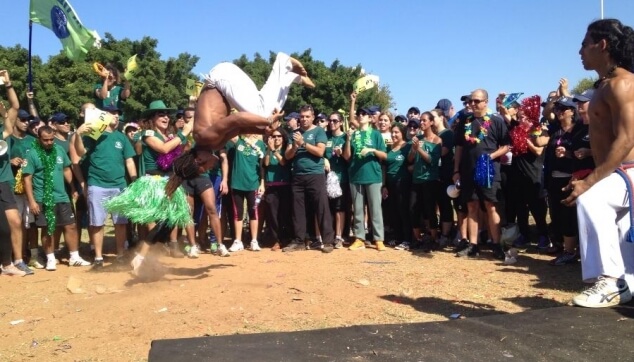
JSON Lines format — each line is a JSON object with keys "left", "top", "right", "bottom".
{"left": 142, "top": 108, "right": 176, "bottom": 117}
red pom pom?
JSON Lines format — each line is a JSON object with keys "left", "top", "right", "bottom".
{"left": 511, "top": 95, "right": 543, "bottom": 156}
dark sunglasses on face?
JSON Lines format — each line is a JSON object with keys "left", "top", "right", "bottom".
{"left": 468, "top": 99, "right": 486, "bottom": 105}
{"left": 18, "top": 118, "right": 29, "bottom": 123}
{"left": 319, "top": 119, "right": 328, "bottom": 123}
{"left": 270, "top": 135, "right": 283, "bottom": 139}
{"left": 56, "top": 121, "right": 69, "bottom": 125}
{"left": 408, "top": 125, "right": 419, "bottom": 129}
{"left": 329, "top": 119, "right": 340, "bottom": 123}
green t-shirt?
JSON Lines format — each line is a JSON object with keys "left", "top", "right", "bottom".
{"left": 83, "top": 131, "right": 136, "bottom": 189}
{"left": 94, "top": 83, "right": 125, "bottom": 121}
{"left": 141, "top": 130, "right": 165, "bottom": 173}
{"left": 9, "top": 134, "right": 35, "bottom": 160}
{"left": 348, "top": 128, "right": 386, "bottom": 185}
{"left": 23, "top": 144, "right": 71, "bottom": 203}
{"left": 230, "top": 137, "right": 264, "bottom": 191}
{"left": 54, "top": 137, "right": 70, "bottom": 155}
{"left": 290, "top": 126, "right": 327, "bottom": 175}
{"left": 325, "top": 132, "right": 348, "bottom": 183}
{"left": 0, "top": 127, "right": 13, "bottom": 184}
{"left": 412, "top": 140, "right": 441, "bottom": 183}
{"left": 385, "top": 143, "right": 411, "bottom": 183}
{"left": 265, "top": 150, "right": 291, "bottom": 184}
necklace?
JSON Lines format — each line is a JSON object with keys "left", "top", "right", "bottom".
{"left": 593, "top": 65, "right": 618, "bottom": 89}
{"left": 464, "top": 114, "right": 491, "bottom": 144}
{"left": 353, "top": 128, "right": 371, "bottom": 158}
{"left": 33, "top": 140, "right": 58, "bottom": 235}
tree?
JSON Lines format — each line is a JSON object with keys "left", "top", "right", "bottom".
{"left": 571, "top": 77, "right": 596, "bottom": 95}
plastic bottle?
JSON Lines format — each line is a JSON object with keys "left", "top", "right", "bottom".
{"left": 253, "top": 192, "right": 262, "bottom": 210}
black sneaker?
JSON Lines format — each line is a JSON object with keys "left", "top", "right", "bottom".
{"left": 91, "top": 259, "right": 104, "bottom": 271}
{"left": 282, "top": 242, "right": 305, "bottom": 252}
{"left": 454, "top": 239, "right": 470, "bottom": 253}
{"left": 321, "top": 244, "right": 334, "bottom": 253}
{"left": 456, "top": 243, "right": 479, "bottom": 258}
{"left": 308, "top": 241, "right": 324, "bottom": 250}
{"left": 491, "top": 243, "right": 505, "bottom": 260}
{"left": 549, "top": 251, "right": 578, "bottom": 266}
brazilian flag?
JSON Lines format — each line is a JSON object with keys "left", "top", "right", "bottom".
{"left": 29, "top": 0, "right": 101, "bottom": 61}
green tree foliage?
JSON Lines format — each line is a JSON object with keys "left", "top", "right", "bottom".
{"left": 571, "top": 77, "right": 596, "bottom": 95}
{"left": 0, "top": 38, "right": 392, "bottom": 123}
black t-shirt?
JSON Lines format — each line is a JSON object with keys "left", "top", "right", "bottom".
{"left": 507, "top": 120, "right": 544, "bottom": 183}
{"left": 454, "top": 113, "right": 509, "bottom": 182}
{"left": 545, "top": 121, "right": 585, "bottom": 175}
{"left": 438, "top": 128, "right": 455, "bottom": 182}
{"left": 570, "top": 123, "right": 594, "bottom": 172}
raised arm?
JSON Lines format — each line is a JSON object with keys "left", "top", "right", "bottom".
{"left": 0, "top": 70, "right": 18, "bottom": 139}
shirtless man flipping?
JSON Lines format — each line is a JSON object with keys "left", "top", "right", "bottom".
{"left": 193, "top": 52, "right": 314, "bottom": 150}
{"left": 564, "top": 19, "right": 634, "bottom": 308}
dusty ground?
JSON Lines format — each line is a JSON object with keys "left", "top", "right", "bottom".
{"left": 0, "top": 231, "right": 584, "bottom": 362}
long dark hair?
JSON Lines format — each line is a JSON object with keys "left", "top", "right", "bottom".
{"left": 587, "top": 19, "right": 634, "bottom": 72}
{"left": 164, "top": 147, "right": 202, "bottom": 198}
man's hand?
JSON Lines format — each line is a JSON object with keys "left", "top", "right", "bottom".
{"left": 0, "top": 70, "right": 10, "bottom": 84}
{"left": 292, "top": 132, "right": 304, "bottom": 148}
{"left": 10, "top": 157, "right": 23, "bottom": 167}
{"left": 324, "top": 158, "right": 331, "bottom": 172}
{"left": 574, "top": 148, "right": 591, "bottom": 160}
{"left": 360, "top": 148, "right": 374, "bottom": 157}
{"left": 30, "top": 201, "right": 40, "bottom": 216}
{"left": 559, "top": 78, "right": 569, "bottom": 93}
{"left": 350, "top": 92, "right": 357, "bottom": 102}
{"left": 219, "top": 179, "right": 229, "bottom": 195}
{"left": 26, "top": 91, "right": 34, "bottom": 100}
{"left": 562, "top": 178, "right": 591, "bottom": 206}
{"left": 412, "top": 137, "right": 420, "bottom": 150}
{"left": 181, "top": 118, "right": 193, "bottom": 136}
{"left": 76, "top": 123, "right": 93, "bottom": 135}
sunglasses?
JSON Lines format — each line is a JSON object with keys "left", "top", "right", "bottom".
{"left": 155, "top": 112, "right": 170, "bottom": 118}
{"left": 270, "top": 135, "right": 283, "bottom": 139}
{"left": 318, "top": 119, "right": 328, "bottom": 123}
{"left": 329, "top": 119, "right": 340, "bottom": 123}
{"left": 18, "top": 118, "right": 30, "bottom": 123}
{"left": 468, "top": 99, "right": 486, "bottom": 105}
{"left": 56, "top": 121, "right": 69, "bottom": 125}
{"left": 408, "top": 125, "right": 419, "bottom": 129}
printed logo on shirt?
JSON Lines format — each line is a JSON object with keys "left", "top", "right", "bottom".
{"left": 237, "top": 144, "right": 245, "bottom": 152}
{"left": 326, "top": 141, "right": 333, "bottom": 148}
{"left": 144, "top": 130, "right": 155, "bottom": 138}
{"left": 56, "top": 156, "right": 63, "bottom": 164}
{"left": 115, "top": 141, "right": 123, "bottom": 149}
{"left": 395, "top": 154, "right": 404, "bottom": 161}
{"left": 583, "top": 135, "right": 590, "bottom": 142}
{"left": 306, "top": 134, "right": 315, "bottom": 141}
{"left": 365, "top": 139, "right": 373, "bottom": 146}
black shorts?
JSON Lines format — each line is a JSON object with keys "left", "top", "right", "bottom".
{"left": 182, "top": 175, "right": 213, "bottom": 196}
{"left": 35, "top": 202, "right": 75, "bottom": 228}
{"left": 0, "top": 181, "right": 17, "bottom": 210}
{"left": 460, "top": 179, "right": 502, "bottom": 204}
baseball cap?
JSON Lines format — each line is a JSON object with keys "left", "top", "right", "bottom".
{"left": 555, "top": 97, "right": 577, "bottom": 108}
{"left": 103, "top": 105, "right": 122, "bottom": 115}
{"left": 50, "top": 112, "right": 69, "bottom": 123}
{"left": 394, "top": 114, "right": 408, "bottom": 123}
{"left": 356, "top": 107, "right": 372, "bottom": 116}
{"left": 124, "top": 122, "right": 140, "bottom": 131}
{"left": 407, "top": 106, "right": 420, "bottom": 115}
{"left": 28, "top": 117, "right": 42, "bottom": 127}
{"left": 18, "top": 109, "right": 32, "bottom": 120}
{"left": 573, "top": 89, "right": 595, "bottom": 103}
{"left": 435, "top": 99, "right": 452, "bottom": 116}
{"left": 368, "top": 105, "right": 381, "bottom": 114}
{"left": 284, "top": 112, "right": 300, "bottom": 121}
{"left": 407, "top": 118, "right": 420, "bottom": 128}
{"left": 460, "top": 95, "right": 471, "bottom": 102}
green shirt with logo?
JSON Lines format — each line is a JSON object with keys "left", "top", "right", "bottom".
{"left": 0, "top": 127, "right": 14, "bottom": 184}
{"left": 290, "top": 126, "right": 327, "bottom": 176}
{"left": 325, "top": 132, "right": 348, "bottom": 183}
{"left": 230, "top": 137, "right": 264, "bottom": 191}
{"left": 265, "top": 150, "right": 291, "bottom": 184}
{"left": 82, "top": 131, "right": 136, "bottom": 189}
{"left": 348, "top": 128, "right": 386, "bottom": 185}
{"left": 23, "top": 144, "right": 71, "bottom": 203}
{"left": 385, "top": 143, "right": 411, "bottom": 183}
{"left": 412, "top": 140, "right": 441, "bottom": 183}
{"left": 141, "top": 130, "right": 165, "bottom": 173}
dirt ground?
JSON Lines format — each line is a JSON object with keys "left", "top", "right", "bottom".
{"left": 0, "top": 229, "right": 584, "bottom": 362}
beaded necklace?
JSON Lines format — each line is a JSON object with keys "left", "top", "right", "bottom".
{"left": 33, "top": 140, "right": 57, "bottom": 235}
{"left": 593, "top": 65, "right": 617, "bottom": 89}
{"left": 353, "top": 128, "right": 371, "bottom": 158}
{"left": 464, "top": 114, "right": 491, "bottom": 144}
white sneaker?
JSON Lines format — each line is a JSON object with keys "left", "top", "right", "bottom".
{"left": 1, "top": 264, "right": 27, "bottom": 276}
{"left": 28, "top": 258, "right": 45, "bottom": 269}
{"left": 394, "top": 242, "right": 410, "bottom": 251}
{"left": 228, "top": 240, "right": 244, "bottom": 252}
{"left": 218, "top": 244, "right": 230, "bottom": 257}
{"left": 131, "top": 255, "right": 144, "bottom": 276}
{"left": 250, "top": 240, "right": 261, "bottom": 251}
{"left": 46, "top": 259, "right": 57, "bottom": 271}
{"left": 188, "top": 245, "right": 200, "bottom": 258}
{"left": 572, "top": 276, "right": 632, "bottom": 308}
{"left": 68, "top": 256, "right": 91, "bottom": 267}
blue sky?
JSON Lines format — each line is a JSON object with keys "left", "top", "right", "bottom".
{"left": 4, "top": 0, "right": 634, "bottom": 114}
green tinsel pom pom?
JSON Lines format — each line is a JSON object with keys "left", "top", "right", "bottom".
{"left": 104, "top": 175, "right": 192, "bottom": 228}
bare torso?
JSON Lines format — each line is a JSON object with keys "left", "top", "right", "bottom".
{"left": 588, "top": 71, "right": 634, "bottom": 165}
{"left": 193, "top": 88, "right": 230, "bottom": 148}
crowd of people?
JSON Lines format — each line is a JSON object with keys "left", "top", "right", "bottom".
{"left": 0, "top": 18, "right": 633, "bottom": 309}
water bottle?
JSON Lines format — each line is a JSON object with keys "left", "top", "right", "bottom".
{"left": 253, "top": 192, "right": 262, "bottom": 210}
{"left": 24, "top": 206, "right": 30, "bottom": 229}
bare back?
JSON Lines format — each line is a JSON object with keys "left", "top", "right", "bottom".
{"left": 588, "top": 70, "right": 634, "bottom": 165}
{"left": 193, "top": 87, "right": 230, "bottom": 148}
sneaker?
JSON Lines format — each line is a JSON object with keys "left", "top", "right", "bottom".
{"left": 550, "top": 251, "right": 578, "bottom": 266}
{"left": 456, "top": 243, "right": 479, "bottom": 258}
{"left": 188, "top": 245, "right": 200, "bottom": 258}
{"left": 512, "top": 235, "right": 531, "bottom": 249}
{"left": 69, "top": 256, "right": 91, "bottom": 267}
{"left": 420, "top": 239, "right": 433, "bottom": 253}
{"left": 308, "top": 240, "right": 323, "bottom": 250}
{"left": 387, "top": 239, "right": 398, "bottom": 247}
{"left": 572, "top": 277, "right": 632, "bottom": 308}
{"left": 321, "top": 243, "right": 334, "bottom": 253}
{"left": 282, "top": 241, "right": 305, "bottom": 252}
{"left": 491, "top": 243, "right": 505, "bottom": 260}
{"left": 375, "top": 241, "right": 386, "bottom": 251}
{"left": 46, "top": 259, "right": 57, "bottom": 271}
{"left": 394, "top": 242, "right": 410, "bottom": 251}
{"left": 210, "top": 242, "right": 219, "bottom": 253}
{"left": 454, "top": 239, "right": 470, "bottom": 253}
{"left": 334, "top": 238, "right": 344, "bottom": 249}
{"left": 437, "top": 235, "right": 449, "bottom": 249}
{"left": 28, "top": 258, "right": 45, "bottom": 270}
{"left": 1, "top": 264, "right": 26, "bottom": 277}
{"left": 218, "top": 244, "right": 231, "bottom": 257}
{"left": 131, "top": 255, "right": 144, "bottom": 276}
{"left": 537, "top": 235, "right": 551, "bottom": 250}
{"left": 168, "top": 242, "right": 186, "bottom": 258}
{"left": 348, "top": 239, "right": 366, "bottom": 251}
{"left": 228, "top": 240, "right": 244, "bottom": 252}
{"left": 91, "top": 259, "right": 104, "bottom": 271}
{"left": 14, "top": 261, "right": 34, "bottom": 275}
{"left": 250, "top": 240, "right": 261, "bottom": 251}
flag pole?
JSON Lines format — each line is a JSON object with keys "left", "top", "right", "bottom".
{"left": 601, "top": 0, "right": 604, "bottom": 19}
{"left": 28, "top": 20, "right": 33, "bottom": 91}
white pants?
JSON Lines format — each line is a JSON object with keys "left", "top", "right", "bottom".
{"left": 577, "top": 168, "right": 634, "bottom": 287}
{"left": 203, "top": 52, "right": 300, "bottom": 117}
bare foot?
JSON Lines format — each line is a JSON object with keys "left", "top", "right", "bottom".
{"left": 301, "top": 76, "right": 315, "bottom": 89}
{"left": 289, "top": 57, "right": 308, "bottom": 76}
